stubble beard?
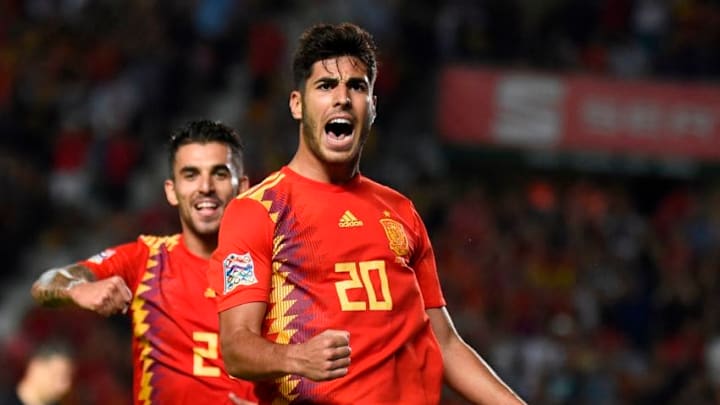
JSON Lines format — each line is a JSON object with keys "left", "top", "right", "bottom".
{"left": 181, "top": 203, "right": 221, "bottom": 240}
{"left": 187, "top": 217, "right": 220, "bottom": 246}
{"left": 301, "top": 109, "right": 370, "bottom": 168}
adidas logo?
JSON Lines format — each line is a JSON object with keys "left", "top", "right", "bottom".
{"left": 339, "top": 210, "right": 363, "bottom": 228}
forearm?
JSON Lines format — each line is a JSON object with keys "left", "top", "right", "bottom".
{"left": 31, "top": 264, "right": 95, "bottom": 306}
{"left": 221, "top": 328, "right": 296, "bottom": 381}
{"left": 220, "top": 303, "right": 350, "bottom": 382}
{"left": 443, "top": 337, "right": 526, "bottom": 405}
{"left": 428, "top": 307, "right": 525, "bottom": 404}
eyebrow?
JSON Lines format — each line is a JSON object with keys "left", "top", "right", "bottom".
{"left": 313, "top": 77, "right": 339, "bottom": 86}
{"left": 312, "top": 76, "right": 369, "bottom": 86}
{"left": 346, "top": 77, "right": 368, "bottom": 86}
{"left": 178, "top": 164, "right": 231, "bottom": 174}
{"left": 179, "top": 166, "right": 199, "bottom": 174}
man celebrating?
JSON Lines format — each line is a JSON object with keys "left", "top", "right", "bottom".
{"left": 209, "top": 23, "right": 525, "bottom": 404}
{"left": 32, "top": 120, "right": 256, "bottom": 404}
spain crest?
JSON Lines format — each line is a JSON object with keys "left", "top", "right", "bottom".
{"left": 380, "top": 218, "right": 410, "bottom": 257}
{"left": 223, "top": 252, "right": 258, "bottom": 293}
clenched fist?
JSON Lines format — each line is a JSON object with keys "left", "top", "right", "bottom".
{"left": 68, "top": 276, "right": 132, "bottom": 316}
{"left": 289, "top": 329, "right": 351, "bottom": 381}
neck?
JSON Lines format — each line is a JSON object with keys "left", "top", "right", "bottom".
{"left": 182, "top": 232, "right": 216, "bottom": 259}
{"left": 17, "top": 379, "right": 46, "bottom": 405}
{"left": 287, "top": 158, "right": 358, "bottom": 184}
{"left": 288, "top": 141, "right": 359, "bottom": 185}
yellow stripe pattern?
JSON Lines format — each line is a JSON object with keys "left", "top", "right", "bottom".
{"left": 134, "top": 234, "right": 180, "bottom": 405}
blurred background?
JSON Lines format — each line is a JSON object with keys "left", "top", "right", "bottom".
{"left": 2, "top": 0, "right": 720, "bottom": 404}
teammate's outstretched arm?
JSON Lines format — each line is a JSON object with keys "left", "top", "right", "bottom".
{"left": 31, "top": 264, "right": 132, "bottom": 316}
{"left": 219, "top": 302, "right": 351, "bottom": 381}
{"left": 428, "top": 307, "right": 527, "bottom": 405}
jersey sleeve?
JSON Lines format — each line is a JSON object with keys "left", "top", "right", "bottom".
{"left": 410, "top": 206, "right": 446, "bottom": 309}
{"left": 209, "top": 197, "right": 275, "bottom": 312}
{"left": 78, "top": 238, "right": 148, "bottom": 291}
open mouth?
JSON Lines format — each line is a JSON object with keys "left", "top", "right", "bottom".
{"left": 325, "top": 118, "right": 355, "bottom": 141}
{"left": 194, "top": 200, "right": 221, "bottom": 217}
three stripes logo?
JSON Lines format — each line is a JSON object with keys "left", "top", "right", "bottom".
{"left": 338, "top": 210, "right": 364, "bottom": 228}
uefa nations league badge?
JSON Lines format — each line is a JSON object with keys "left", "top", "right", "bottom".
{"left": 223, "top": 252, "right": 258, "bottom": 293}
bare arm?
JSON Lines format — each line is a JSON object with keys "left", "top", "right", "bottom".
{"left": 31, "top": 264, "right": 132, "bottom": 316}
{"left": 219, "top": 302, "right": 351, "bottom": 381}
{"left": 31, "top": 264, "right": 96, "bottom": 305}
{"left": 428, "top": 307, "right": 526, "bottom": 405}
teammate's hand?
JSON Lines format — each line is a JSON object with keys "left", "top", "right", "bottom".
{"left": 67, "top": 276, "right": 132, "bottom": 316}
{"left": 228, "top": 392, "right": 256, "bottom": 405}
{"left": 290, "top": 329, "right": 351, "bottom": 381}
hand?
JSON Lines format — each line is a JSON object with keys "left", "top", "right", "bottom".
{"left": 290, "top": 329, "right": 351, "bottom": 381}
{"left": 228, "top": 392, "right": 256, "bottom": 405}
{"left": 68, "top": 276, "right": 132, "bottom": 316}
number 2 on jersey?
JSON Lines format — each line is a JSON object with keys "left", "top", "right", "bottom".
{"left": 335, "top": 260, "right": 393, "bottom": 311}
{"left": 192, "top": 332, "right": 221, "bottom": 377}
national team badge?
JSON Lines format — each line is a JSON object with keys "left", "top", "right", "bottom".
{"left": 223, "top": 252, "right": 258, "bottom": 293}
{"left": 379, "top": 218, "right": 410, "bottom": 257}
{"left": 87, "top": 249, "right": 116, "bottom": 264}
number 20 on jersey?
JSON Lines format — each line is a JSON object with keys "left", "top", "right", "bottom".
{"left": 334, "top": 260, "right": 393, "bottom": 311}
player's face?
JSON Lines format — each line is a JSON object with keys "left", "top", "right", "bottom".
{"left": 290, "top": 56, "right": 376, "bottom": 169}
{"left": 164, "top": 142, "right": 248, "bottom": 238}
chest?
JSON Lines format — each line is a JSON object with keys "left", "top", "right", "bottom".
{"left": 272, "top": 191, "right": 418, "bottom": 277}
{"left": 132, "top": 253, "right": 217, "bottom": 325}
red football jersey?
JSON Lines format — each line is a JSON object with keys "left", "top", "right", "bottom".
{"left": 82, "top": 234, "right": 256, "bottom": 405}
{"left": 209, "top": 166, "right": 447, "bottom": 404}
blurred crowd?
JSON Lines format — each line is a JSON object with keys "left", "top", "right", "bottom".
{"left": 431, "top": 173, "right": 720, "bottom": 404}
{"left": 2, "top": 0, "right": 720, "bottom": 404}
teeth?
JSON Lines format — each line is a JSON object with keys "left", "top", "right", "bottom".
{"left": 197, "top": 202, "right": 217, "bottom": 209}
{"left": 329, "top": 118, "right": 352, "bottom": 125}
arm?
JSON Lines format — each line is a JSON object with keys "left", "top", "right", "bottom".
{"left": 219, "top": 302, "right": 351, "bottom": 381}
{"left": 31, "top": 264, "right": 132, "bottom": 316}
{"left": 428, "top": 307, "right": 526, "bottom": 405}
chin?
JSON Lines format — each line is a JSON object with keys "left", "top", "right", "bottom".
{"left": 322, "top": 150, "right": 359, "bottom": 164}
{"left": 193, "top": 223, "right": 220, "bottom": 236}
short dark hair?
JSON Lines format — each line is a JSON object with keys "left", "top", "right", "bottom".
{"left": 31, "top": 339, "right": 74, "bottom": 362}
{"left": 167, "top": 120, "right": 244, "bottom": 178}
{"left": 292, "top": 22, "right": 378, "bottom": 90}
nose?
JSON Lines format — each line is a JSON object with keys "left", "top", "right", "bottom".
{"left": 199, "top": 174, "right": 214, "bottom": 194}
{"left": 333, "top": 86, "right": 351, "bottom": 108}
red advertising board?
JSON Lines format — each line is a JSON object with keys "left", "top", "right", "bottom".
{"left": 438, "top": 67, "right": 720, "bottom": 160}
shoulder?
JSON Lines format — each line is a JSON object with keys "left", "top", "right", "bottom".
{"left": 360, "top": 175, "right": 414, "bottom": 207}
{"left": 137, "top": 234, "right": 182, "bottom": 252}
{"left": 84, "top": 235, "right": 162, "bottom": 265}
{"left": 237, "top": 170, "right": 289, "bottom": 203}
{"left": 224, "top": 170, "right": 294, "bottom": 223}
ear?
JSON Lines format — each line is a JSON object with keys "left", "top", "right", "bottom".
{"left": 236, "top": 175, "right": 250, "bottom": 195}
{"left": 289, "top": 90, "right": 302, "bottom": 120}
{"left": 370, "top": 95, "right": 377, "bottom": 124}
{"left": 164, "top": 179, "right": 179, "bottom": 206}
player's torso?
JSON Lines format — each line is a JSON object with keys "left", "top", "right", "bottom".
{"left": 264, "top": 177, "right": 441, "bottom": 403}
{"left": 130, "top": 236, "right": 244, "bottom": 404}
{"left": 271, "top": 182, "right": 427, "bottom": 326}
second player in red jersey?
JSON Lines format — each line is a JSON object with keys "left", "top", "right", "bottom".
{"left": 32, "top": 120, "right": 256, "bottom": 405}
{"left": 83, "top": 234, "right": 255, "bottom": 404}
